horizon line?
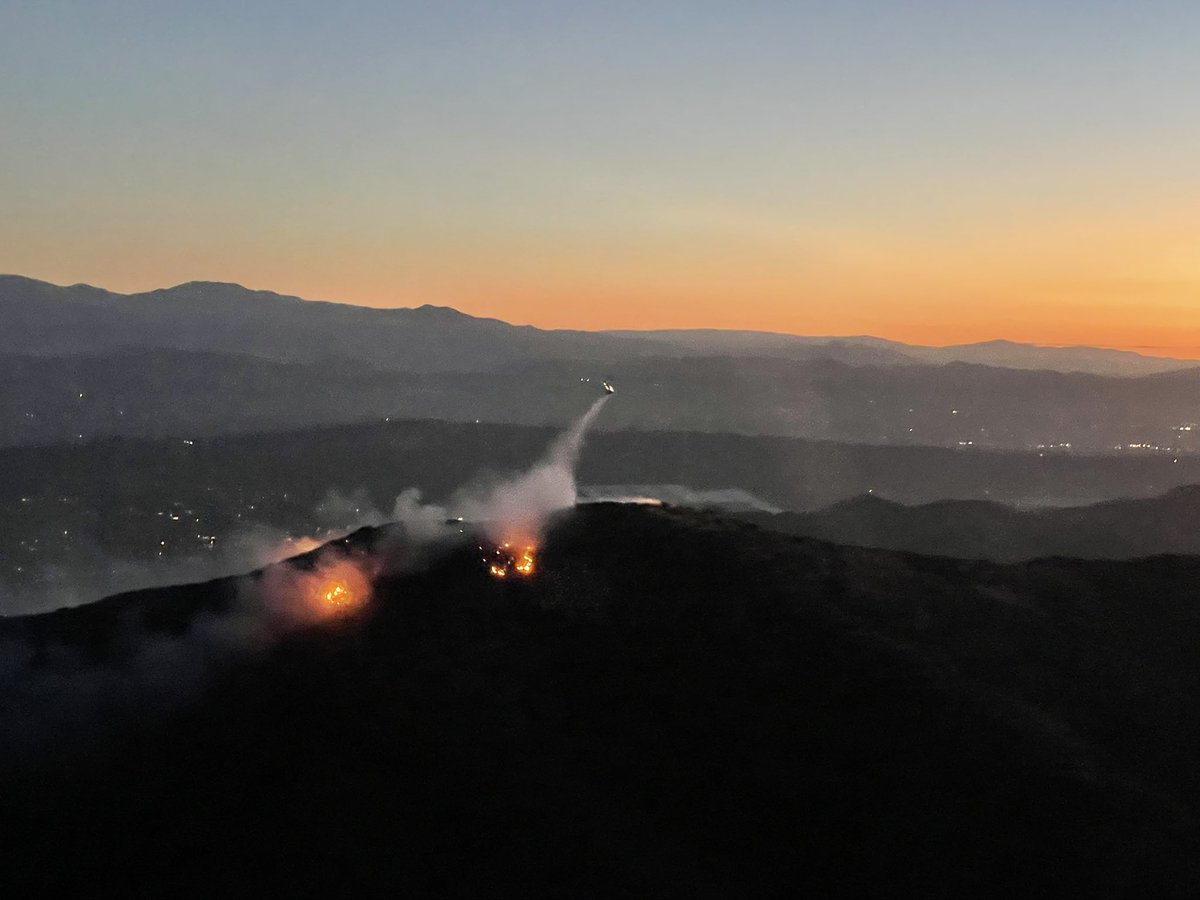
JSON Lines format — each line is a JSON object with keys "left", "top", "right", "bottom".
{"left": 5, "top": 271, "right": 1199, "bottom": 363}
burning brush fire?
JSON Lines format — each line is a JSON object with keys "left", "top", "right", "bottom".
{"left": 320, "top": 579, "right": 357, "bottom": 608}
{"left": 306, "top": 557, "right": 374, "bottom": 615}
{"left": 259, "top": 550, "right": 376, "bottom": 627}
{"left": 484, "top": 542, "right": 537, "bottom": 579}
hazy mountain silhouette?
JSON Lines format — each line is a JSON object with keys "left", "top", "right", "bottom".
{"left": 613, "top": 330, "right": 1196, "bottom": 375}
{"left": 6, "top": 345, "right": 1200, "bottom": 451}
{"left": 0, "top": 274, "right": 905, "bottom": 371}
{"left": 9, "top": 274, "right": 1200, "bottom": 452}
{"left": 901, "top": 337, "right": 1197, "bottom": 375}
{"left": 3, "top": 504, "right": 1200, "bottom": 896}
{"left": 5, "top": 274, "right": 1194, "bottom": 375}
{"left": 742, "top": 484, "right": 1200, "bottom": 560}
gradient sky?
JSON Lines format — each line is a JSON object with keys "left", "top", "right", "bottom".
{"left": 2, "top": 1, "right": 1198, "bottom": 351}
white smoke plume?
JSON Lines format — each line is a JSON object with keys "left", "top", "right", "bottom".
{"left": 463, "top": 395, "right": 610, "bottom": 544}
{"left": 0, "top": 395, "right": 613, "bottom": 756}
{"left": 338, "top": 395, "right": 613, "bottom": 547}
{"left": 1, "top": 397, "right": 613, "bottom": 619}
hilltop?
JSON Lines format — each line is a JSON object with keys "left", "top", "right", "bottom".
{"left": 4, "top": 504, "right": 1200, "bottom": 896}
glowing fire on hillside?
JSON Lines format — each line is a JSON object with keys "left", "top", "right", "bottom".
{"left": 484, "top": 542, "right": 537, "bottom": 579}
{"left": 305, "top": 557, "right": 374, "bottom": 615}
{"left": 321, "top": 580, "right": 356, "bottom": 608}
{"left": 259, "top": 550, "right": 375, "bottom": 627}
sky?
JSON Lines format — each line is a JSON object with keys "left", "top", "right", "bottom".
{"left": 1, "top": 1, "right": 1198, "bottom": 352}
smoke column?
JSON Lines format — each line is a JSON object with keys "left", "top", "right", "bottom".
{"left": 472, "top": 395, "right": 610, "bottom": 546}
{"left": 555, "top": 395, "right": 610, "bottom": 475}
{"left": 0, "top": 395, "right": 614, "bottom": 759}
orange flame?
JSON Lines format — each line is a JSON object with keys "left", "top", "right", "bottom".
{"left": 486, "top": 543, "right": 537, "bottom": 579}
{"left": 321, "top": 580, "right": 356, "bottom": 607}
{"left": 260, "top": 550, "right": 375, "bottom": 626}
{"left": 307, "top": 559, "right": 372, "bottom": 616}
{"left": 514, "top": 548, "right": 535, "bottom": 576}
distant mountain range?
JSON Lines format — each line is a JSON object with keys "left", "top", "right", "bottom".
{"left": 608, "top": 327, "right": 1197, "bottom": 375}
{"left": 741, "top": 484, "right": 1200, "bottom": 561}
{"left": 6, "top": 274, "right": 1200, "bottom": 452}
{"left": 4, "top": 274, "right": 1195, "bottom": 375}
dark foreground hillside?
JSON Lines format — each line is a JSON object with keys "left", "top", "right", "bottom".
{"left": 4, "top": 505, "right": 1200, "bottom": 896}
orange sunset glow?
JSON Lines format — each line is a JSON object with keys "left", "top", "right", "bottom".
{"left": 4, "top": 4, "right": 1198, "bottom": 355}
{"left": 12, "top": 218, "right": 1199, "bottom": 356}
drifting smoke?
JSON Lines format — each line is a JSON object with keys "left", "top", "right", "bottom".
{"left": 467, "top": 395, "right": 609, "bottom": 545}
{"left": 348, "top": 395, "right": 612, "bottom": 547}
{"left": 0, "top": 540, "right": 380, "bottom": 760}
{"left": 1, "top": 398, "right": 613, "bottom": 617}
{"left": 258, "top": 545, "right": 379, "bottom": 623}
{"left": 577, "top": 484, "right": 781, "bottom": 513}
{"left": 0, "top": 395, "right": 612, "bottom": 757}
{"left": 0, "top": 521, "right": 340, "bottom": 618}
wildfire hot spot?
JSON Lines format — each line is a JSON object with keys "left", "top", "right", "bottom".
{"left": 260, "top": 549, "right": 376, "bottom": 627}
{"left": 484, "top": 543, "right": 537, "bottom": 579}
{"left": 306, "top": 557, "right": 373, "bottom": 617}
{"left": 321, "top": 580, "right": 356, "bottom": 608}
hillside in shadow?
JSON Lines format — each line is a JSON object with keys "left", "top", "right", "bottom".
{"left": 4, "top": 504, "right": 1200, "bottom": 896}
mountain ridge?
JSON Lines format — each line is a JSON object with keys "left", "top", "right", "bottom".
{"left": 742, "top": 484, "right": 1200, "bottom": 561}
{"left": 4, "top": 273, "right": 1195, "bottom": 375}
